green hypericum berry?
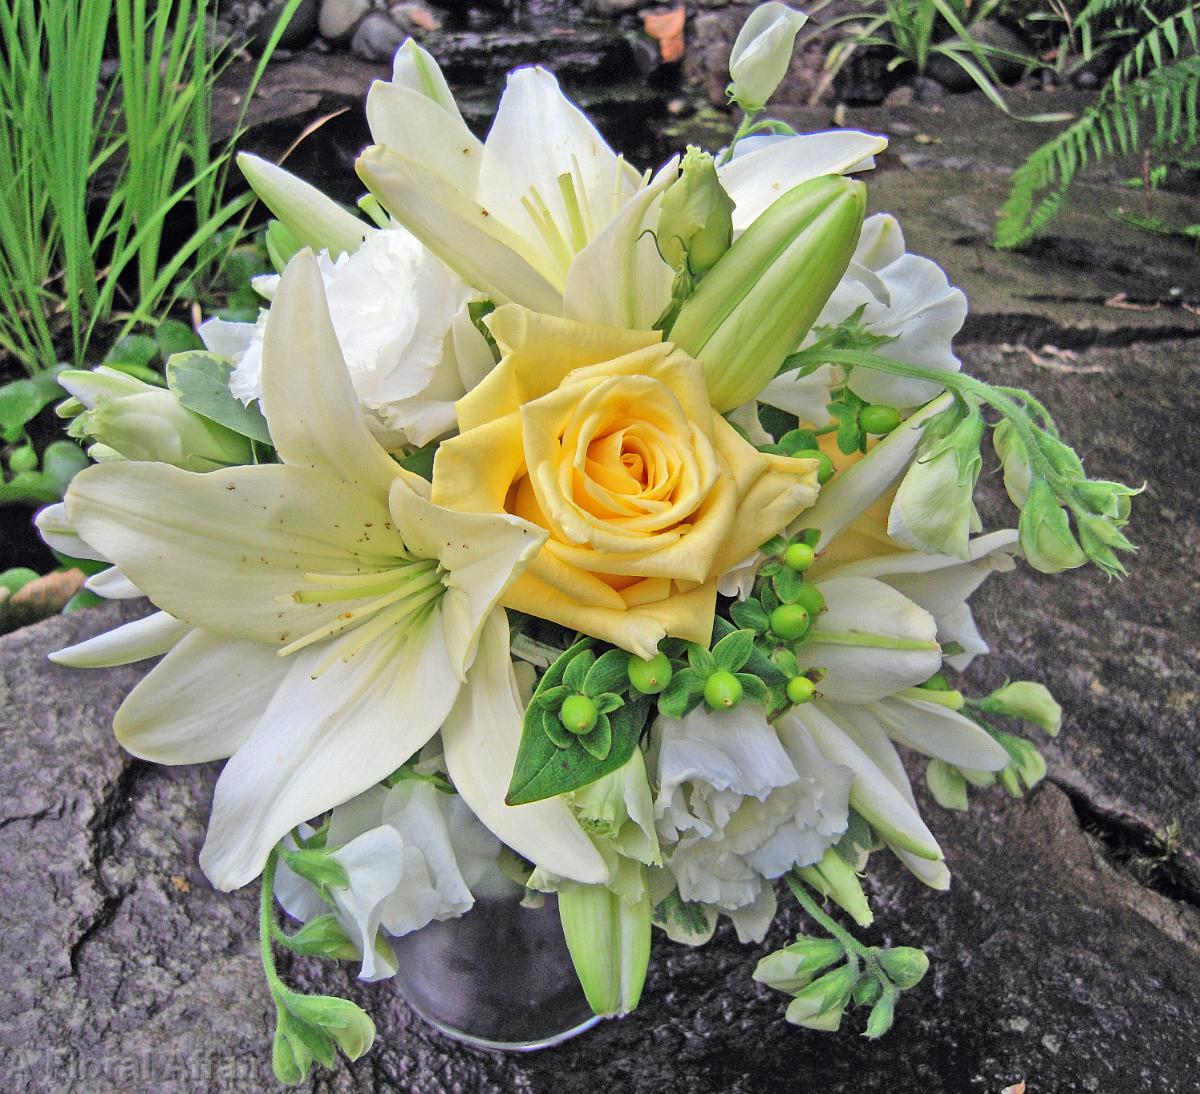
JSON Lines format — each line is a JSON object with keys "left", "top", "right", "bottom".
{"left": 770, "top": 604, "right": 811, "bottom": 640}
{"left": 792, "top": 449, "right": 835, "bottom": 484}
{"left": 921, "top": 672, "right": 949, "bottom": 691}
{"left": 704, "top": 670, "right": 743, "bottom": 709}
{"left": 628, "top": 651, "right": 673, "bottom": 695}
{"left": 859, "top": 404, "right": 902, "bottom": 435}
{"left": 560, "top": 694, "right": 599, "bottom": 735}
{"left": 786, "top": 676, "right": 816, "bottom": 704}
{"left": 792, "top": 582, "right": 825, "bottom": 616}
{"left": 8, "top": 445, "right": 37, "bottom": 473}
{"left": 784, "top": 542, "right": 816, "bottom": 572}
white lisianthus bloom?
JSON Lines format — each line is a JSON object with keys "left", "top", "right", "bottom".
{"left": 276, "top": 780, "right": 511, "bottom": 981}
{"left": 356, "top": 39, "right": 887, "bottom": 331}
{"left": 200, "top": 228, "right": 493, "bottom": 447}
{"left": 650, "top": 705, "right": 852, "bottom": 942}
{"left": 53, "top": 249, "right": 608, "bottom": 892}
{"left": 758, "top": 213, "right": 967, "bottom": 422}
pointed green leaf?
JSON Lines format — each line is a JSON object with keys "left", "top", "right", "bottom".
{"left": 583, "top": 648, "right": 633, "bottom": 698}
{"left": 563, "top": 649, "right": 597, "bottom": 694}
{"left": 686, "top": 643, "right": 717, "bottom": 677}
{"left": 578, "top": 715, "right": 613, "bottom": 760}
{"left": 712, "top": 628, "right": 756, "bottom": 672}
{"left": 730, "top": 598, "right": 770, "bottom": 633}
{"left": 166, "top": 351, "right": 272, "bottom": 444}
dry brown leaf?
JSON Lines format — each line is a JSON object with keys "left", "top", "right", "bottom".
{"left": 643, "top": 6, "right": 686, "bottom": 64}
{"left": 1000, "top": 1084, "right": 1027, "bottom": 1094}
{"left": 0, "top": 568, "right": 86, "bottom": 634}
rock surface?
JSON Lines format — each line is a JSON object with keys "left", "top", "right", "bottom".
{"left": 2, "top": 600, "right": 1199, "bottom": 1092}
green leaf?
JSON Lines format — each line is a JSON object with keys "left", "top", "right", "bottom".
{"left": 541, "top": 706, "right": 575, "bottom": 750}
{"left": 583, "top": 648, "right": 632, "bottom": 698}
{"left": 40, "top": 440, "right": 88, "bottom": 498}
{"left": 686, "top": 643, "right": 717, "bottom": 677}
{"left": 594, "top": 692, "right": 624, "bottom": 715}
{"left": 506, "top": 695, "right": 651, "bottom": 805}
{"left": 103, "top": 333, "right": 160, "bottom": 370}
{"left": 712, "top": 616, "right": 788, "bottom": 685}
{"left": 730, "top": 598, "right": 770, "bottom": 633}
{"left": 771, "top": 646, "right": 800, "bottom": 678}
{"left": 712, "top": 628, "right": 755, "bottom": 672}
{"left": 0, "top": 380, "right": 43, "bottom": 441}
{"left": 563, "top": 648, "right": 596, "bottom": 693}
{"left": 761, "top": 582, "right": 781, "bottom": 614}
{"left": 156, "top": 318, "right": 203, "bottom": 359}
{"left": 531, "top": 684, "right": 571, "bottom": 710}
{"left": 577, "top": 714, "right": 613, "bottom": 760}
{"left": 780, "top": 427, "right": 819, "bottom": 455}
{"left": 773, "top": 565, "right": 805, "bottom": 604}
{"left": 166, "top": 351, "right": 272, "bottom": 444}
{"left": 657, "top": 667, "right": 705, "bottom": 720}
{"left": 399, "top": 441, "right": 437, "bottom": 482}
{"left": 735, "top": 672, "right": 769, "bottom": 705}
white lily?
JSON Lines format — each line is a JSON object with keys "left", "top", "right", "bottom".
{"left": 57, "top": 249, "right": 606, "bottom": 891}
{"left": 355, "top": 39, "right": 887, "bottom": 328}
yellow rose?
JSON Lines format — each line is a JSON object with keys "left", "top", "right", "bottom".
{"left": 431, "top": 307, "right": 819, "bottom": 656}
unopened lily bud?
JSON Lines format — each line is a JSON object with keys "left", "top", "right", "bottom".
{"left": 1018, "top": 478, "right": 1086, "bottom": 573}
{"left": 239, "top": 153, "right": 367, "bottom": 261}
{"left": 983, "top": 680, "right": 1062, "bottom": 736}
{"left": 993, "top": 418, "right": 1032, "bottom": 508}
{"left": 390, "top": 38, "right": 462, "bottom": 116}
{"left": 753, "top": 937, "right": 844, "bottom": 993}
{"left": 61, "top": 369, "right": 253, "bottom": 472}
{"left": 888, "top": 405, "right": 984, "bottom": 560}
{"left": 559, "top": 880, "right": 651, "bottom": 1016}
{"left": 875, "top": 946, "right": 929, "bottom": 989}
{"left": 784, "top": 962, "right": 858, "bottom": 1030}
{"left": 728, "top": 3, "right": 809, "bottom": 111}
{"left": 671, "top": 173, "right": 865, "bottom": 411}
{"left": 656, "top": 147, "right": 734, "bottom": 276}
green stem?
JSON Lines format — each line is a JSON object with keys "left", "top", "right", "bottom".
{"left": 718, "top": 108, "right": 764, "bottom": 165}
{"left": 259, "top": 848, "right": 289, "bottom": 1002}
{"left": 786, "top": 872, "right": 870, "bottom": 960}
{"left": 786, "top": 347, "right": 1069, "bottom": 494}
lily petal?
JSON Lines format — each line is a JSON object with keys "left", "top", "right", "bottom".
{"left": 201, "top": 610, "right": 461, "bottom": 889}
{"left": 85, "top": 566, "right": 142, "bottom": 599}
{"left": 260, "top": 250, "right": 403, "bottom": 498}
{"left": 441, "top": 611, "right": 610, "bottom": 884}
{"left": 51, "top": 610, "right": 190, "bottom": 668}
{"left": 719, "top": 130, "right": 887, "bottom": 231}
{"left": 872, "top": 696, "right": 1010, "bottom": 771}
{"left": 114, "top": 629, "right": 290, "bottom": 764}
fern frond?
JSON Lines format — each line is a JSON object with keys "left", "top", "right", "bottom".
{"left": 1106, "top": 2, "right": 1199, "bottom": 92}
{"left": 995, "top": 53, "right": 1200, "bottom": 248}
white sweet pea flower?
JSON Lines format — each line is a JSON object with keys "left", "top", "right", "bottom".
{"left": 275, "top": 780, "right": 510, "bottom": 981}
{"left": 650, "top": 705, "right": 851, "bottom": 942}
{"left": 727, "top": 2, "right": 809, "bottom": 112}
{"left": 55, "top": 249, "right": 607, "bottom": 892}
{"left": 356, "top": 39, "right": 887, "bottom": 330}
{"left": 199, "top": 228, "right": 493, "bottom": 447}
{"left": 757, "top": 214, "right": 967, "bottom": 423}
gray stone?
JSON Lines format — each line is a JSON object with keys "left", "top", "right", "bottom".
{"left": 319, "top": 0, "right": 372, "bottom": 44}
{"left": 349, "top": 11, "right": 408, "bottom": 62}
{"left": 926, "top": 19, "right": 1032, "bottom": 90}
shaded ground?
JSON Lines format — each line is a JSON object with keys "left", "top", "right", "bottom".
{"left": 2, "top": 53, "right": 1199, "bottom": 1094}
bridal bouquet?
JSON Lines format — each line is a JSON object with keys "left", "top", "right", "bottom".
{"left": 41, "top": 4, "right": 1139, "bottom": 1083}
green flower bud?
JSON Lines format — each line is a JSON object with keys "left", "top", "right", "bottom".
{"left": 1018, "top": 478, "right": 1086, "bottom": 574}
{"left": 795, "top": 848, "right": 873, "bottom": 927}
{"left": 559, "top": 880, "right": 652, "bottom": 1016}
{"left": 784, "top": 542, "right": 816, "bottom": 571}
{"left": 560, "top": 693, "right": 599, "bottom": 735}
{"left": 1074, "top": 509, "right": 1137, "bottom": 578}
{"left": 628, "top": 651, "right": 674, "bottom": 695}
{"left": 859, "top": 404, "right": 901, "bottom": 435}
{"left": 784, "top": 962, "right": 858, "bottom": 1030}
{"left": 993, "top": 418, "right": 1032, "bottom": 508}
{"left": 287, "top": 914, "right": 362, "bottom": 961}
{"left": 704, "top": 669, "right": 744, "bottom": 709}
{"left": 786, "top": 675, "right": 816, "bottom": 704}
{"left": 1074, "top": 479, "right": 1141, "bottom": 522}
{"left": 770, "top": 603, "right": 810, "bottom": 640}
{"left": 864, "top": 991, "right": 896, "bottom": 1039}
{"left": 728, "top": 2, "right": 809, "bottom": 111}
{"left": 791, "top": 582, "right": 826, "bottom": 616}
{"left": 875, "top": 946, "right": 929, "bottom": 989}
{"left": 920, "top": 671, "right": 949, "bottom": 691}
{"left": 983, "top": 680, "right": 1062, "bottom": 736}
{"left": 286, "top": 994, "right": 376, "bottom": 1061}
{"left": 656, "top": 147, "right": 735, "bottom": 276}
{"left": 672, "top": 174, "right": 865, "bottom": 412}
{"left": 791, "top": 448, "right": 836, "bottom": 484}
{"left": 888, "top": 404, "right": 984, "bottom": 560}
{"left": 753, "top": 937, "right": 844, "bottom": 993}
